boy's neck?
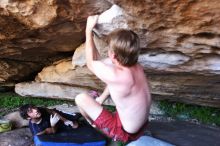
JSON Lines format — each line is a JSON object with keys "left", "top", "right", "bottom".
{"left": 114, "top": 61, "right": 136, "bottom": 70}
{"left": 31, "top": 118, "right": 42, "bottom": 124}
{"left": 112, "top": 59, "right": 125, "bottom": 69}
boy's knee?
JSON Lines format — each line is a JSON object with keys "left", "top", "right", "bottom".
{"left": 75, "top": 93, "right": 88, "bottom": 106}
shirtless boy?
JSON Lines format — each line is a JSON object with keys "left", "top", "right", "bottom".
{"left": 75, "top": 15, "right": 151, "bottom": 142}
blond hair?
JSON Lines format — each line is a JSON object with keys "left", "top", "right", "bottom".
{"left": 108, "top": 29, "right": 140, "bottom": 67}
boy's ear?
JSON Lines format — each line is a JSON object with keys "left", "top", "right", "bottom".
{"left": 108, "top": 50, "right": 116, "bottom": 60}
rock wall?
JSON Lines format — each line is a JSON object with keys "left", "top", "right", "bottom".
{"left": 96, "top": 1, "right": 220, "bottom": 75}
{"left": 0, "top": 128, "right": 33, "bottom": 146}
{"left": 2, "top": 0, "right": 219, "bottom": 107}
{"left": 0, "top": 0, "right": 111, "bottom": 83}
{"left": 16, "top": 38, "right": 220, "bottom": 107}
{"left": 93, "top": 1, "right": 220, "bottom": 107}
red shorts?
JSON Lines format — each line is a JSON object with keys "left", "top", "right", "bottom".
{"left": 92, "top": 109, "right": 148, "bottom": 143}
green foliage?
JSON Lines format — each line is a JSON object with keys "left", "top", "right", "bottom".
{"left": 117, "top": 141, "right": 126, "bottom": 146}
{"left": 159, "top": 100, "right": 220, "bottom": 126}
{"left": 104, "top": 105, "right": 116, "bottom": 112}
{"left": 0, "top": 92, "right": 66, "bottom": 116}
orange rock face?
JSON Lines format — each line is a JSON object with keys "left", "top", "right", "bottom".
{"left": 0, "top": 0, "right": 111, "bottom": 82}
{"left": 1, "top": 0, "right": 220, "bottom": 107}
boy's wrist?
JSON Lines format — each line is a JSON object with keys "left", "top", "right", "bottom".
{"left": 86, "top": 28, "right": 93, "bottom": 35}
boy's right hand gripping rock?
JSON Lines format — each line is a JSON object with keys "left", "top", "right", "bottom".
{"left": 50, "top": 113, "right": 60, "bottom": 127}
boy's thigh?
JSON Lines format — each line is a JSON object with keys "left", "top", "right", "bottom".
{"left": 76, "top": 93, "right": 103, "bottom": 121}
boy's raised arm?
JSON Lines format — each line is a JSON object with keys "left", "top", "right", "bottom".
{"left": 85, "top": 15, "right": 100, "bottom": 70}
{"left": 85, "top": 15, "right": 116, "bottom": 83}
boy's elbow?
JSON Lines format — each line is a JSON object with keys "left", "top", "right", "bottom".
{"left": 45, "top": 127, "right": 56, "bottom": 134}
{"left": 50, "top": 128, "right": 56, "bottom": 134}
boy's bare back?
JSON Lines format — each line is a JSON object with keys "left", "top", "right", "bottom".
{"left": 98, "top": 58, "right": 151, "bottom": 133}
